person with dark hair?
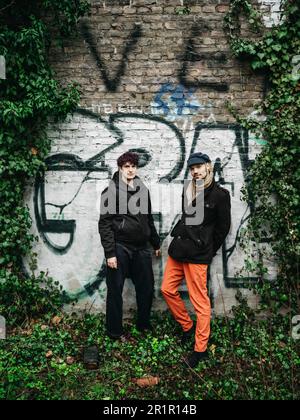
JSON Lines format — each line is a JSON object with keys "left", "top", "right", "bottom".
{"left": 116, "top": 152, "right": 139, "bottom": 168}
{"left": 99, "top": 152, "right": 161, "bottom": 340}
{"left": 161, "top": 152, "right": 231, "bottom": 369}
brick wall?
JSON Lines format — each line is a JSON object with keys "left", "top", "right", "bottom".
{"left": 24, "top": 0, "right": 280, "bottom": 315}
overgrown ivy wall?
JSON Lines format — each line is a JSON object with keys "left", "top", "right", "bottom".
{"left": 17, "top": 0, "right": 285, "bottom": 316}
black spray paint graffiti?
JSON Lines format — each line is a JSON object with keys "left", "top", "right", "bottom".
{"left": 34, "top": 111, "right": 186, "bottom": 253}
{"left": 81, "top": 22, "right": 142, "bottom": 93}
{"left": 21, "top": 2, "right": 275, "bottom": 307}
{"left": 32, "top": 112, "right": 266, "bottom": 300}
{"left": 33, "top": 111, "right": 185, "bottom": 297}
{"left": 81, "top": 20, "right": 230, "bottom": 93}
{"left": 179, "top": 24, "right": 229, "bottom": 92}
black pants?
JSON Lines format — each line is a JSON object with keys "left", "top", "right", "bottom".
{"left": 106, "top": 243, "right": 154, "bottom": 337}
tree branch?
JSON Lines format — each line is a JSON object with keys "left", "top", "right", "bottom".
{"left": 0, "top": 0, "right": 15, "bottom": 14}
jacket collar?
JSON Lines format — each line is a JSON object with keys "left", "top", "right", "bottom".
{"left": 204, "top": 178, "right": 215, "bottom": 198}
{"left": 112, "top": 171, "right": 144, "bottom": 193}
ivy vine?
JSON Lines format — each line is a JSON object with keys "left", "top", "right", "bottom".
{"left": 225, "top": 0, "right": 300, "bottom": 313}
{"left": 0, "top": 1, "right": 90, "bottom": 325}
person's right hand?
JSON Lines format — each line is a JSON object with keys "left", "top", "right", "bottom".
{"left": 107, "top": 257, "right": 118, "bottom": 269}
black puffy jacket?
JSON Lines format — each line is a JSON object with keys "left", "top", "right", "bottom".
{"left": 168, "top": 179, "right": 231, "bottom": 264}
{"left": 98, "top": 172, "right": 160, "bottom": 259}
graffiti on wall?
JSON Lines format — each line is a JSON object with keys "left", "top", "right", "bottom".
{"left": 179, "top": 24, "right": 229, "bottom": 92}
{"left": 151, "top": 83, "right": 210, "bottom": 121}
{"left": 32, "top": 110, "right": 186, "bottom": 300}
{"left": 28, "top": 108, "right": 271, "bottom": 305}
{"left": 80, "top": 20, "right": 232, "bottom": 94}
{"left": 23, "top": 6, "right": 279, "bottom": 311}
{"left": 81, "top": 22, "right": 142, "bottom": 93}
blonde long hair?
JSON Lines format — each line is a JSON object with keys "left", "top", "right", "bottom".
{"left": 191, "top": 162, "right": 214, "bottom": 202}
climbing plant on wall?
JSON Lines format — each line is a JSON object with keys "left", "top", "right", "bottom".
{"left": 0, "top": 0, "right": 90, "bottom": 324}
{"left": 225, "top": 0, "right": 300, "bottom": 313}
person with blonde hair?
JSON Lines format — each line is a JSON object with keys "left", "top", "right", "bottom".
{"left": 161, "top": 152, "right": 231, "bottom": 368}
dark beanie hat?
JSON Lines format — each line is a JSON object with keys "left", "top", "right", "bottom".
{"left": 187, "top": 152, "right": 211, "bottom": 167}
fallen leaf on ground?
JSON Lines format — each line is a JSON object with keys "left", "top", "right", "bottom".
{"left": 133, "top": 376, "right": 159, "bottom": 388}
{"left": 51, "top": 316, "right": 63, "bottom": 326}
{"left": 209, "top": 344, "right": 217, "bottom": 355}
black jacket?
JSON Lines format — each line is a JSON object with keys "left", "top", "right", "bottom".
{"left": 168, "top": 179, "right": 231, "bottom": 264}
{"left": 98, "top": 172, "right": 160, "bottom": 259}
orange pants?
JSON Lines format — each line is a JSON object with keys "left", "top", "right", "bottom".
{"left": 161, "top": 256, "right": 211, "bottom": 352}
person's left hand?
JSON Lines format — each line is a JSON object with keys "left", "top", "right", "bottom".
{"left": 155, "top": 249, "right": 161, "bottom": 257}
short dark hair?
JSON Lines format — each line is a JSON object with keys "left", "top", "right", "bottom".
{"left": 117, "top": 152, "right": 139, "bottom": 168}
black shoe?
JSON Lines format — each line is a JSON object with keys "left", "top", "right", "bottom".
{"left": 181, "top": 325, "right": 195, "bottom": 345}
{"left": 136, "top": 324, "right": 153, "bottom": 333}
{"left": 184, "top": 350, "right": 208, "bottom": 368}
